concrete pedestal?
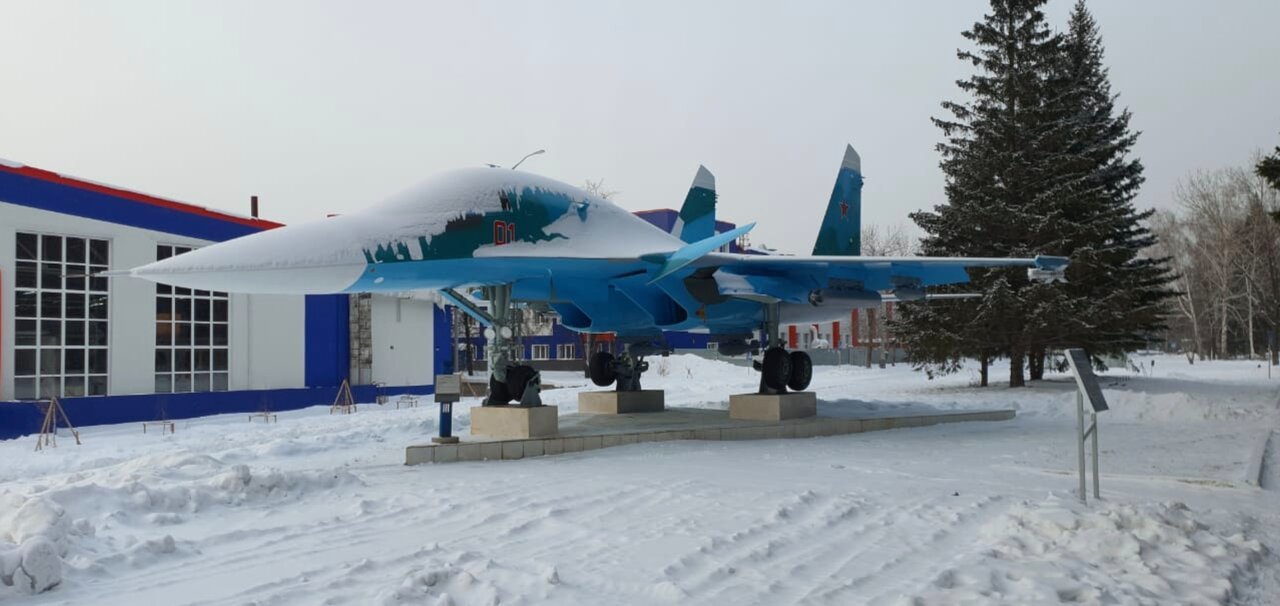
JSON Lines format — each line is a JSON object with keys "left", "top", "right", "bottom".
{"left": 471, "top": 405, "right": 559, "bottom": 439}
{"left": 729, "top": 392, "right": 817, "bottom": 421}
{"left": 579, "top": 390, "right": 665, "bottom": 414}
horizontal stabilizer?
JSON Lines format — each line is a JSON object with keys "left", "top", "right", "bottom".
{"left": 648, "top": 222, "right": 755, "bottom": 284}
{"left": 881, "top": 292, "right": 981, "bottom": 303}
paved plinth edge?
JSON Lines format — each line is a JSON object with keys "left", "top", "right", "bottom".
{"left": 406, "top": 407, "right": 1016, "bottom": 465}
{"left": 579, "top": 390, "right": 666, "bottom": 414}
{"left": 469, "top": 405, "right": 559, "bottom": 439}
{"left": 729, "top": 392, "right": 817, "bottom": 421}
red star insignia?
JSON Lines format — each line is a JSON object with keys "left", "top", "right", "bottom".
{"left": 839, "top": 201, "right": 849, "bottom": 218}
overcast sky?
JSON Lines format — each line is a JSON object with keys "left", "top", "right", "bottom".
{"left": 2, "top": 1, "right": 1278, "bottom": 253}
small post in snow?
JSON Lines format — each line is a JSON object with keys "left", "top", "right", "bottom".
{"left": 433, "top": 374, "right": 461, "bottom": 444}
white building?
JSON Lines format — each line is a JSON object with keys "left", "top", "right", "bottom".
{"left": 0, "top": 159, "right": 448, "bottom": 438}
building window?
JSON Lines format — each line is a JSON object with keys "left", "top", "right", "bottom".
{"left": 595, "top": 341, "right": 611, "bottom": 354}
{"left": 706, "top": 342, "right": 718, "bottom": 350}
{"left": 474, "top": 345, "right": 485, "bottom": 361}
{"left": 556, "top": 343, "right": 575, "bottom": 359}
{"left": 531, "top": 344, "right": 550, "bottom": 360}
{"left": 13, "top": 232, "right": 110, "bottom": 399}
{"left": 155, "top": 245, "right": 229, "bottom": 393}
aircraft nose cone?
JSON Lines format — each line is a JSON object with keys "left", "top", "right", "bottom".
{"left": 128, "top": 217, "right": 368, "bottom": 294}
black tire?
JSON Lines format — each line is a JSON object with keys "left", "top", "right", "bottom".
{"left": 589, "top": 351, "right": 616, "bottom": 387}
{"left": 505, "top": 364, "right": 536, "bottom": 401}
{"left": 486, "top": 373, "right": 510, "bottom": 405}
{"left": 787, "top": 350, "right": 813, "bottom": 391}
{"left": 761, "top": 347, "right": 792, "bottom": 391}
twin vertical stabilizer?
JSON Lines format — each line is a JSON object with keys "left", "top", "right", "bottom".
{"left": 811, "top": 144, "right": 863, "bottom": 256}
{"left": 672, "top": 165, "right": 717, "bottom": 244}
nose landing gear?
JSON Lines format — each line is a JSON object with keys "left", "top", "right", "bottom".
{"left": 477, "top": 284, "right": 543, "bottom": 407}
{"left": 588, "top": 341, "right": 664, "bottom": 392}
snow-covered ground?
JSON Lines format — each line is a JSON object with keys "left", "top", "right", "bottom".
{"left": 2, "top": 354, "right": 1278, "bottom": 604}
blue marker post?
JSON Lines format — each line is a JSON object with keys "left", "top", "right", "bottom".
{"left": 433, "top": 374, "right": 461, "bottom": 444}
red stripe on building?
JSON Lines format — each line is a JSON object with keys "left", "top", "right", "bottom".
{"left": 0, "top": 163, "right": 283, "bottom": 231}
{"left": 850, "top": 310, "right": 860, "bottom": 347}
{"left": 788, "top": 325, "right": 798, "bottom": 349}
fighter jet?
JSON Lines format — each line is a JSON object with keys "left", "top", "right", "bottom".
{"left": 120, "top": 145, "right": 1067, "bottom": 405}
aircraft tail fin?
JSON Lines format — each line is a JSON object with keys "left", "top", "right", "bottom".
{"left": 672, "top": 165, "right": 716, "bottom": 244}
{"left": 811, "top": 144, "right": 863, "bottom": 256}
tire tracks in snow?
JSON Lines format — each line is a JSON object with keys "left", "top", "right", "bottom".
{"left": 654, "top": 490, "right": 1006, "bottom": 605}
{"left": 800, "top": 493, "right": 1005, "bottom": 604}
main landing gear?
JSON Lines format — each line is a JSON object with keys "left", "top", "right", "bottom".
{"left": 754, "top": 303, "right": 812, "bottom": 395}
{"left": 588, "top": 341, "right": 665, "bottom": 392}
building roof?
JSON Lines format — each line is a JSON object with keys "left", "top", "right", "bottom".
{"left": 0, "top": 158, "right": 282, "bottom": 242}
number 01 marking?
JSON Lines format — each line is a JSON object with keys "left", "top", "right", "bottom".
{"left": 494, "top": 220, "right": 516, "bottom": 245}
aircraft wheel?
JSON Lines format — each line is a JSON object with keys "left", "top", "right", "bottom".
{"left": 487, "top": 373, "right": 510, "bottom": 405}
{"left": 589, "top": 352, "right": 616, "bottom": 387}
{"left": 787, "top": 351, "right": 813, "bottom": 391}
{"left": 505, "top": 364, "right": 537, "bottom": 401}
{"left": 761, "top": 347, "right": 792, "bottom": 391}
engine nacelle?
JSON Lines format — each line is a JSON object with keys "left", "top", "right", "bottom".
{"left": 806, "top": 289, "right": 881, "bottom": 307}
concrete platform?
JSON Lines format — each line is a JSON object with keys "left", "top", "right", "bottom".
{"left": 470, "top": 405, "right": 558, "bottom": 439}
{"left": 406, "top": 405, "right": 1015, "bottom": 465}
{"left": 730, "top": 392, "right": 817, "bottom": 421}
{"left": 579, "top": 390, "right": 665, "bottom": 414}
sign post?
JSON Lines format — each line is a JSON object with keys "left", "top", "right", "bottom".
{"left": 433, "top": 374, "right": 461, "bottom": 444}
{"left": 1269, "top": 330, "right": 1276, "bottom": 379}
{"left": 1065, "top": 349, "right": 1109, "bottom": 503}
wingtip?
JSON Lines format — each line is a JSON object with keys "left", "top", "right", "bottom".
{"left": 841, "top": 144, "right": 861, "bottom": 172}
{"left": 1033, "top": 254, "right": 1070, "bottom": 269}
{"left": 692, "top": 164, "right": 715, "bottom": 191}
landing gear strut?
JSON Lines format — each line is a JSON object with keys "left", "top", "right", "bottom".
{"left": 481, "top": 284, "right": 542, "bottom": 407}
{"left": 588, "top": 341, "right": 664, "bottom": 392}
{"left": 753, "top": 303, "right": 812, "bottom": 394}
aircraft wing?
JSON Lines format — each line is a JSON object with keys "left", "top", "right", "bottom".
{"left": 686, "top": 252, "right": 1068, "bottom": 292}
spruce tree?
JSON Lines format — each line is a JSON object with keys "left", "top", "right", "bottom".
{"left": 1023, "top": 0, "right": 1175, "bottom": 372}
{"left": 895, "top": 0, "right": 1175, "bottom": 386}
{"left": 896, "top": 0, "right": 1064, "bottom": 387}
{"left": 1260, "top": 139, "right": 1280, "bottom": 192}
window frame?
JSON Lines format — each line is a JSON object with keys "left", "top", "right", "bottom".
{"left": 12, "top": 232, "right": 110, "bottom": 399}
{"left": 154, "top": 244, "right": 230, "bottom": 393}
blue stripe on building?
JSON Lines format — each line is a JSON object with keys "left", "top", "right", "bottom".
{"left": 433, "top": 304, "right": 454, "bottom": 376}
{"left": 304, "top": 295, "right": 351, "bottom": 387}
{"left": 0, "top": 169, "right": 268, "bottom": 242}
{"left": 0, "top": 383, "right": 435, "bottom": 440}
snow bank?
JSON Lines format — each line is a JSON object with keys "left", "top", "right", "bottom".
{"left": 911, "top": 497, "right": 1264, "bottom": 605}
{"left": 0, "top": 493, "right": 67, "bottom": 594}
{"left": 0, "top": 453, "right": 361, "bottom": 597}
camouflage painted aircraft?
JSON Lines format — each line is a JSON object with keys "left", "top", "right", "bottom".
{"left": 121, "top": 146, "right": 1067, "bottom": 405}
